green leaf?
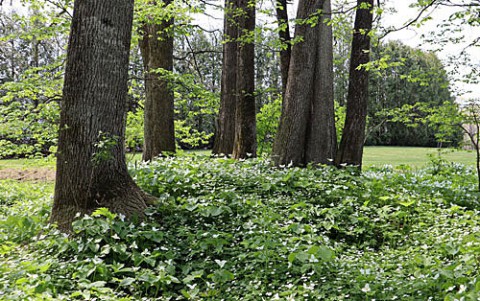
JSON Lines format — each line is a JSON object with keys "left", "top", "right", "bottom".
{"left": 119, "top": 277, "right": 136, "bottom": 287}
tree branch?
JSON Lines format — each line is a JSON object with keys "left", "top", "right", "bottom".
{"left": 378, "top": 0, "right": 440, "bottom": 40}
{"left": 174, "top": 49, "right": 221, "bottom": 61}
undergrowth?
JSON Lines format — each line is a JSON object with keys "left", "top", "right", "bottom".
{"left": 1, "top": 157, "right": 480, "bottom": 300}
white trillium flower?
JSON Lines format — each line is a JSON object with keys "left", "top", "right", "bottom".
{"left": 361, "top": 283, "right": 371, "bottom": 293}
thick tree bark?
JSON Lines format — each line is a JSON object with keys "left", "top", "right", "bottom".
{"left": 336, "top": 0, "right": 374, "bottom": 169}
{"left": 232, "top": 0, "right": 257, "bottom": 159}
{"left": 139, "top": 0, "right": 175, "bottom": 161}
{"left": 272, "top": 0, "right": 336, "bottom": 166}
{"left": 275, "top": 0, "right": 291, "bottom": 98}
{"left": 51, "top": 0, "right": 152, "bottom": 232}
{"left": 306, "top": 0, "right": 336, "bottom": 164}
{"left": 212, "top": 0, "right": 238, "bottom": 156}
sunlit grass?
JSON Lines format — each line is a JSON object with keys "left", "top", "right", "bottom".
{"left": 0, "top": 147, "right": 476, "bottom": 171}
{"left": 0, "top": 157, "right": 56, "bottom": 170}
{"left": 363, "top": 146, "right": 475, "bottom": 168}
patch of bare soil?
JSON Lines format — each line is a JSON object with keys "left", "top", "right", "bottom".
{"left": 0, "top": 168, "right": 55, "bottom": 181}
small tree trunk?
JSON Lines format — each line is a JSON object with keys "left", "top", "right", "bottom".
{"left": 139, "top": 0, "right": 175, "bottom": 161}
{"left": 51, "top": 0, "right": 152, "bottom": 232}
{"left": 275, "top": 0, "right": 291, "bottom": 98}
{"left": 232, "top": 0, "right": 257, "bottom": 159}
{"left": 336, "top": 0, "right": 374, "bottom": 169}
{"left": 212, "top": 0, "right": 238, "bottom": 156}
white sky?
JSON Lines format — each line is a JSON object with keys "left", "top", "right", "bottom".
{"left": 380, "top": 0, "right": 480, "bottom": 101}
{"left": 2, "top": 0, "right": 479, "bottom": 100}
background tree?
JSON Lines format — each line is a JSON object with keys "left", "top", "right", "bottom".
{"left": 232, "top": 0, "right": 257, "bottom": 159}
{"left": 272, "top": 0, "right": 336, "bottom": 166}
{"left": 212, "top": 0, "right": 238, "bottom": 156}
{"left": 0, "top": 3, "right": 69, "bottom": 158}
{"left": 275, "top": 0, "right": 291, "bottom": 98}
{"left": 366, "top": 41, "right": 459, "bottom": 147}
{"left": 127, "top": 22, "right": 222, "bottom": 152}
{"left": 332, "top": 1, "right": 354, "bottom": 107}
{"left": 336, "top": 0, "right": 374, "bottom": 168}
{"left": 50, "top": 0, "right": 152, "bottom": 231}
{"left": 139, "top": 0, "right": 176, "bottom": 160}
{"left": 458, "top": 100, "right": 480, "bottom": 191}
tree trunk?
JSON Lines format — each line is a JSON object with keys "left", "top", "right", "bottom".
{"left": 275, "top": 0, "right": 291, "bottom": 98}
{"left": 232, "top": 0, "right": 257, "bottom": 159}
{"left": 305, "top": 0, "right": 337, "bottom": 164}
{"left": 51, "top": 0, "right": 152, "bottom": 232}
{"left": 272, "top": 0, "right": 336, "bottom": 166}
{"left": 336, "top": 0, "right": 373, "bottom": 169}
{"left": 212, "top": 0, "right": 238, "bottom": 156}
{"left": 139, "top": 0, "right": 175, "bottom": 161}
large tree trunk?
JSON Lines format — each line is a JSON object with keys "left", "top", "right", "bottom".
{"left": 232, "top": 0, "right": 257, "bottom": 159}
{"left": 336, "top": 0, "right": 374, "bottom": 169}
{"left": 212, "top": 0, "right": 238, "bottom": 156}
{"left": 275, "top": 0, "right": 291, "bottom": 98}
{"left": 139, "top": 0, "right": 175, "bottom": 161}
{"left": 272, "top": 0, "right": 336, "bottom": 166}
{"left": 306, "top": 0, "right": 337, "bottom": 164}
{"left": 51, "top": 0, "right": 152, "bottom": 232}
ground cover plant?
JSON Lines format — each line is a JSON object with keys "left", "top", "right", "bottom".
{"left": 1, "top": 156, "right": 480, "bottom": 300}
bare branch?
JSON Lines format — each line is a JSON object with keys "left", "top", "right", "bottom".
{"left": 378, "top": 0, "right": 441, "bottom": 40}
{"left": 174, "top": 49, "right": 221, "bottom": 61}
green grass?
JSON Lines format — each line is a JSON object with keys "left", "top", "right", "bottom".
{"left": 0, "top": 147, "right": 476, "bottom": 171}
{"left": 363, "top": 146, "right": 476, "bottom": 167}
{"left": 0, "top": 157, "right": 56, "bottom": 170}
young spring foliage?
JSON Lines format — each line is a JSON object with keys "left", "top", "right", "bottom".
{"left": 2, "top": 157, "right": 480, "bottom": 300}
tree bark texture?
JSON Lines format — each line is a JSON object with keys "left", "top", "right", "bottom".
{"left": 272, "top": 0, "right": 336, "bottom": 166}
{"left": 336, "top": 0, "right": 373, "bottom": 169}
{"left": 232, "top": 0, "right": 257, "bottom": 159}
{"left": 51, "top": 0, "right": 151, "bottom": 231}
{"left": 139, "top": 0, "right": 176, "bottom": 161}
{"left": 212, "top": 0, "right": 238, "bottom": 156}
{"left": 275, "top": 0, "right": 292, "bottom": 98}
{"left": 305, "top": 0, "right": 336, "bottom": 164}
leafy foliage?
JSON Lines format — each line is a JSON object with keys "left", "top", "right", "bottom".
{"left": 0, "top": 5, "right": 66, "bottom": 158}
{"left": 366, "top": 41, "right": 460, "bottom": 147}
{"left": 256, "top": 97, "right": 282, "bottom": 155}
{"left": 2, "top": 157, "right": 480, "bottom": 300}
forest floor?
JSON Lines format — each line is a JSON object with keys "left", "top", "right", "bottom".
{"left": 0, "top": 157, "right": 55, "bottom": 181}
{"left": 2, "top": 155, "right": 479, "bottom": 300}
{"left": 0, "top": 168, "right": 55, "bottom": 181}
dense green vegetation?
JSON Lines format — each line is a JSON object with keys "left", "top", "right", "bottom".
{"left": 2, "top": 156, "right": 480, "bottom": 300}
{"left": 366, "top": 41, "right": 462, "bottom": 147}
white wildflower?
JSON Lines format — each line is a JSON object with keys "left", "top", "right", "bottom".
{"left": 361, "top": 283, "right": 371, "bottom": 293}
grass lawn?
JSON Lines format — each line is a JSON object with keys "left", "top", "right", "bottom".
{"left": 0, "top": 147, "right": 476, "bottom": 171}
{"left": 363, "top": 146, "right": 476, "bottom": 168}
{"left": 0, "top": 157, "right": 56, "bottom": 170}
